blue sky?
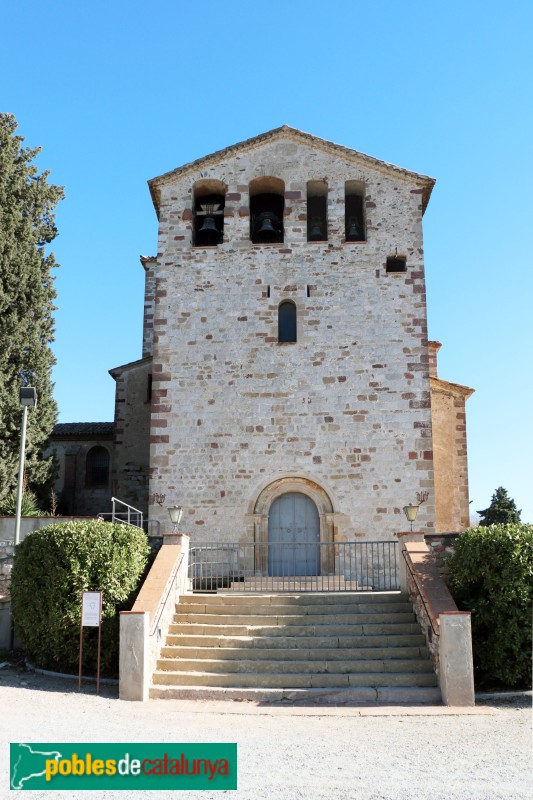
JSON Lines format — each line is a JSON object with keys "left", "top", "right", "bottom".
{"left": 2, "top": 1, "right": 532, "bottom": 521}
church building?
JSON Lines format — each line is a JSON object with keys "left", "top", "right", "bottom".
{"left": 50, "top": 126, "right": 473, "bottom": 545}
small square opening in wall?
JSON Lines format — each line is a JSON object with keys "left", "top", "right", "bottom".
{"left": 386, "top": 256, "right": 407, "bottom": 273}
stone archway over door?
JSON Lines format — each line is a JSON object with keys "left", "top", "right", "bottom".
{"left": 268, "top": 492, "right": 320, "bottom": 576}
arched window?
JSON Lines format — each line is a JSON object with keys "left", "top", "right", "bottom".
{"left": 86, "top": 446, "right": 110, "bottom": 489}
{"left": 193, "top": 180, "right": 226, "bottom": 247}
{"left": 250, "top": 177, "right": 285, "bottom": 244}
{"left": 278, "top": 301, "right": 297, "bottom": 343}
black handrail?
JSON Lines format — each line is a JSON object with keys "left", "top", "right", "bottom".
{"left": 401, "top": 548, "right": 439, "bottom": 639}
{"left": 150, "top": 552, "right": 184, "bottom": 637}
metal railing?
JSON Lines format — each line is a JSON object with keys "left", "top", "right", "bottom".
{"left": 97, "top": 497, "right": 143, "bottom": 530}
{"left": 401, "top": 548, "right": 439, "bottom": 642}
{"left": 188, "top": 540, "right": 399, "bottom": 593}
{"left": 151, "top": 552, "right": 185, "bottom": 638}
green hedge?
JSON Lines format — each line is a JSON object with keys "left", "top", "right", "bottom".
{"left": 447, "top": 523, "right": 533, "bottom": 688}
{"left": 11, "top": 520, "right": 150, "bottom": 676}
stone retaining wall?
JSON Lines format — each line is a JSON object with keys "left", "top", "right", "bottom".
{"left": 0, "top": 540, "right": 14, "bottom": 597}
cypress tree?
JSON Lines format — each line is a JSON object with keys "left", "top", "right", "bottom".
{"left": 0, "top": 113, "right": 63, "bottom": 505}
{"left": 477, "top": 486, "right": 521, "bottom": 527}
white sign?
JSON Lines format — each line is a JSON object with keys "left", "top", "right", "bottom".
{"left": 81, "top": 592, "right": 102, "bottom": 627}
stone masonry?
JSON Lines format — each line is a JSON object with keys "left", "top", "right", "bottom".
{"left": 145, "top": 127, "right": 438, "bottom": 543}
{"left": 0, "top": 540, "right": 14, "bottom": 596}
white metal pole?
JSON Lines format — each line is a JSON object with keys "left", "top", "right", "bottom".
{"left": 14, "top": 405, "right": 29, "bottom": 547}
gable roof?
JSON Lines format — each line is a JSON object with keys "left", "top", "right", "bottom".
{"left": 148, "top": 125, "right": 436, "bottom": 217}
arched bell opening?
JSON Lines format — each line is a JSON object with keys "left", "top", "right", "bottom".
{"left": 307, "top": 180, "right": 328, "bottom": 242}
{"left": 193, "top": 180, "right": 226, "bottom": 247}
{"left": 345, "top": 180, "right": 366, "bottom": 242}
{"left": 249, "top": 177, "right": 284, "bottom": 244}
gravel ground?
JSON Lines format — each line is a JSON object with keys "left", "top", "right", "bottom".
{"left": 1, "top": 667, "right": 531, "bottom": 800}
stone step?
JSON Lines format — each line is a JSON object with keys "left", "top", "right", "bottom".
{"left": 152, "top": 670, "right": 439, "bottom": 689}
{"left": 229, "top": 581, "right": 371, "bottom": 592}
{"left": 176, "top": 601, "right": 413, "bottom": 616}
{"left": 160, "top": 644, "right": 430, "bottom": 661}
{"left": 172, "top": 612, "right": 416, "bottom": 626}
{"left": 167, "top": 622, "right": 423, "bottom": 637}
{"left": 156, "top": 657, "right": 435, "bottom": 675}
{"left": 180, "top": 592, "right": 405, "bottom": 606}
{"left": 154, "top": 591, "right": 439, "bottom": 703}
{"left": 164, "top": 633, "right": 428, "bottom": 649}
{"left": 149, "top": 685, "right": 443, "bottom": 705}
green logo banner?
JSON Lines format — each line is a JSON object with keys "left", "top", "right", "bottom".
{"left": 10, "top": 743, "right": 237, "bottom": 790}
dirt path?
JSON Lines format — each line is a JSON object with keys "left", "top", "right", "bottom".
{"left": 1, "top": 667, "right": 531, "bottom": 799}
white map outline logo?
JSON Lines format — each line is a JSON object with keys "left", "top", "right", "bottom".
{"left": 10, "top": 743, "right": 63, "bottom": 789}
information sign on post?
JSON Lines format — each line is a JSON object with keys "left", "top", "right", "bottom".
{"left": 78, "top": 591, "right": 103, "bottom": 695}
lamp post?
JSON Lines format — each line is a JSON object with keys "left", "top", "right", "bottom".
{"left": 14, "top": 387, "right": 38, "bottom": 546}
{"left": 168, "top": 505, "right": 183, "bottom": 533}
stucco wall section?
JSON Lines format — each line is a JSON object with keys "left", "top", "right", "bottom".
{"left": 430, "top": 377, "right": 473, "bottom": 532}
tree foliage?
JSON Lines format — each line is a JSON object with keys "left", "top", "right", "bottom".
{"left": 0, "top": 113, "right": 63, "bottom": 504}
{"left": 11, "top": 520, "right": 150, "bottom": 675}
{"left": 477, "top": 486, "right": 521, "bottom": 527}
{"left": 447, "top": 524, "right": 533, "bottom": 688}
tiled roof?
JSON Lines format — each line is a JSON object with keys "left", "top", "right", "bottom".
{"left": 52, "top": 422, "right": 114, "bottom": 437}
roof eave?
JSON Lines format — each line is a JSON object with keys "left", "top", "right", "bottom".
{"left": 109, "top": 355, "right": 153, "bottom": 379}
{"left": 430, "top": 375, "right": 475, "bottom": 399}
{"left": 147, "top": 125, "right": 435, "bottom": 216}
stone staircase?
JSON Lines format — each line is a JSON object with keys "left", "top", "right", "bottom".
{"left": 150, "top": 592, "right": 441, "bottom": 704}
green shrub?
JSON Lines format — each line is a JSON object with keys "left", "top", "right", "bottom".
{"left": 11, "top": 520, "right": 150, "bottom": 676}
{"left": 0, "top": 489, "right": 44, "bottom": 516}
{"left": 447, "top": 523, "right": 533, "bottom": 688}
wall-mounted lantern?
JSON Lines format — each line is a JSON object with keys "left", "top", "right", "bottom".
{"left": 168, "top": 505, "right": 183, "bottom": 533}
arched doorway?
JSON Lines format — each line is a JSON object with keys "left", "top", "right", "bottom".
{"left": 268, "top": 492, "right": 320, "bottom": 576}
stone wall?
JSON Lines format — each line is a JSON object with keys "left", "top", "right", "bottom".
{"left": 44, "top": 429, "right": 113, "bottom": 517}
{"left": 110, "top": 359, "right": 152, "bottom": 517}
{"left": 147, "top": 131, "right": 436, "bottom": 542}
{"left": 141, "top": 256, "right": 157, "bottom": 358}
{"left": 405, "top": 561, "right": 440, "bottom": 675}
{"left": 429, "top": 341, "right": 473, "bottom": 532}
{"left": 0, "top": 539, "right": 14, "bottom": 597}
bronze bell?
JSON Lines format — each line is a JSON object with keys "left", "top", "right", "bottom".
{"left": 254, "top": 212, "right": 279, "bottom": 243}
{"left": 346, "top": 217, "right": 360, "bottom": 241}
{"left": 309, "top": 216, "right": 324, "bottom": 241}
{"left": 196, "top": 215, "right": 220, "bottom": 246}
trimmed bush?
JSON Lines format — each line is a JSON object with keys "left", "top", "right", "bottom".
{"left": 447, "top": 523, "right": 533, "bottom": 688}
{"left": 11, "top": 520, "right": 150, "bottom": 676}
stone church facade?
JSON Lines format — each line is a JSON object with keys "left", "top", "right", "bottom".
{"left": 50, "top": 127, "right": 473, "bottom": 540}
